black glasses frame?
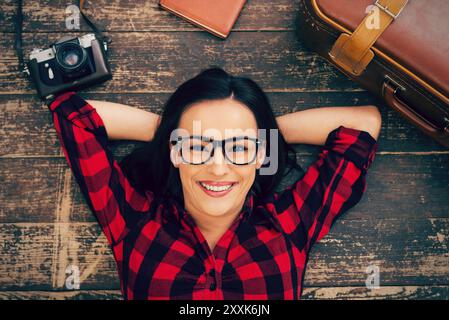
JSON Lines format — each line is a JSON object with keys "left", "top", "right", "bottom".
{"left": 171, "top": 135, "right": 263, "bottom": 165}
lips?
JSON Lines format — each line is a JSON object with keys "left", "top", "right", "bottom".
{"left": 198, "top": 180, "right": 237, "bottom": 186}
{"left": 197, "top": 181, "right": 238, "bottom": 198}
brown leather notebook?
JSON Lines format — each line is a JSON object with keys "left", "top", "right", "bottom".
{"left": 159, "top": 0, "right": 247, "bottom": 39}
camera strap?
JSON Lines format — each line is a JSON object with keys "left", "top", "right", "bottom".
{"left": 14, "top": 0, "right": 112, "bottom": 75}
{"left": 14, "top": 0, "right": 25, "bottom": 75}
{"left": 78, "top": 0, "right": 112, "bottom": 46}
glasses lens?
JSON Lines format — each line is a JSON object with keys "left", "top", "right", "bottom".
{"left": 180, "top": 137, "right": 213, "bottom": 164}
{"left": 225, "top": 137, "right": 258, "bottom": 165}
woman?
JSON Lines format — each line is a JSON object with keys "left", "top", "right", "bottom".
{"left": 48, "top": 67, "right": 381, "bottom": 300}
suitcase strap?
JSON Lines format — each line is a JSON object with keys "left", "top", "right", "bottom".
{"left": 329, "top": 0, "right": 408, "bottom": 76}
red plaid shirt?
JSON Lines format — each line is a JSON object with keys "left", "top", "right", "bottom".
{"left": 49, "top": 92, "right": 378, "bottom": 300}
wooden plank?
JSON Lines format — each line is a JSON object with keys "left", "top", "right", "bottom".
{"left": 1, "top": 286, "right": 448, "bottom": 299}
{"left": 1, "top": 31, "right": 360, "bottom": 94}
{"left": 0, "top": 290, "right": 123, "bottom": 300}
{"left": 306, "top": 218, "right": 449, "bottom": 287}
{"left": 0, "top": 158, "right": 62, "bottom": 222}
{"left": 0, "top": 219, "right": 447, "bottom": 290}
{"left": 1, "top": 0, "right": 447, "bottom": 302}
{"left": 1, "top": 0, "right": 300, "bottom": 33}
{"left": 1, "top": 93, "right": 446, "bottom": 157}
{"left": 0, "top": 223, "right": 118, "bottom": 290}
{"left": 302, "top": 286, "right": 449, "bottom": 300}
{"left": 1, "top": 154, "right": 448, "bottom": 223}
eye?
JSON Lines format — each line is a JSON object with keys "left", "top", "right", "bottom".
{"left": 232, "top": 145, "right": 247, "bottom": 152}
{"left": 191, "top": 145, "right": 205, "bottom": 151}
{"left": 190, "top": 141, "right": 212, "bottom": 152}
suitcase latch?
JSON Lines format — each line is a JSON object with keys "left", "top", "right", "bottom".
{"left": 375, "top": 0, "right": 408, "bottom": 19}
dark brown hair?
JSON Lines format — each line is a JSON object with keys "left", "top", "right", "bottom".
{"left": 120, "top": 67, "right": 303, "bottom": 204}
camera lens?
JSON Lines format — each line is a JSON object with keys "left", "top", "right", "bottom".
{"left": 55, "top": 42, "right": 87, "bottom": 73}
{"left": 63, "top": 52, "right": 80, "bottom": 66}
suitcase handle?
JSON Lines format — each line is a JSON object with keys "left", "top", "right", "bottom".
{"left": 382, "top": 80, "right": 449, "bottom": 139}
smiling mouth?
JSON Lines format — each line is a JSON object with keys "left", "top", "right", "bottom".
{"left": 197, "top": 181, "right": 237, "bottom": 195}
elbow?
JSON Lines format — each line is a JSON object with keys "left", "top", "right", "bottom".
{"left": 364, "top": 105, "right": 382, "bottom": 141}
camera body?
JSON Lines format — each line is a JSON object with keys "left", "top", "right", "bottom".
{"left": 27, "top": 33, "right": 112, "bottom": 101}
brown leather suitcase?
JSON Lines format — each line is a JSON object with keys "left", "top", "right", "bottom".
{"left": 297, "top": 0, "right": 449, "bottom": 148}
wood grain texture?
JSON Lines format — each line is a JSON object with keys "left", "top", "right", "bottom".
{"left": 1, "top": 286, "right": 448, "bottom": 300}
{"left": 1, "top": 31, "right": 360, "bottom": 94}
{"left": 302, "top": 286, "right": 449, "bottom": 300}
{"left": 1, "top": 0, "right": 448, "bottom": 300}
{"left": 1, "top": 93, "right": 447, "bottom": 157}
{"left": 1, "top": 155, "right": 449, "bottom": 223}
{"left": 0, "top": 219, "right": 447, "bottom": 290}
{"left": 2, "top": 0, "right": 300, "bottom": 32}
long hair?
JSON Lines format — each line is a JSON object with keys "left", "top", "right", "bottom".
{"left": 120, "top": 67, "right": 303, "bottom": 204}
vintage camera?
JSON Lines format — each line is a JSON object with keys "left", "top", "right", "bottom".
{"left": 27, "top": 33, "right": 112, "bottom": 101}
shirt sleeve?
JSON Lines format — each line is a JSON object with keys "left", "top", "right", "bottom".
{"left": 48, "top": 92, "right": 153, "bottom": 247}
{"left": 275, "top": 125, "right": 378, "bottom": 252}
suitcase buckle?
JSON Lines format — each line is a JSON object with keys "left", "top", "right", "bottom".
{"left": 375, "top": 0, "right": 408, "bottom": 19}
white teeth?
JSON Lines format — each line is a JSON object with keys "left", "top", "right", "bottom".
{"left": 200, "top": 182, "right": 233, "bottom": 192}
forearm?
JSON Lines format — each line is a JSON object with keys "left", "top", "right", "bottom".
{"left": 86, "top": 100, "right": 160, "bottom": 142}
{"left": 276, "top": 105, "right": 381, "bottom": 145}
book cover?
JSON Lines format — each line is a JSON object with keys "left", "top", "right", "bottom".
{"left": 159, "top": 0, "right": 247, "bottom": 39}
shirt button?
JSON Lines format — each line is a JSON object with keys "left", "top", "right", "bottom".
{"left": 209, "top": 269, "right": 216, "bottom": 291}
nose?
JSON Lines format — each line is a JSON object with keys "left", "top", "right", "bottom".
{"left": 207, "top": 146, "right": 231, "bottom": 175}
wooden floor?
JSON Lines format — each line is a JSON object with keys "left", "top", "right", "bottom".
{"left": 1, "top": 0, "right": 448, "bottom": 300}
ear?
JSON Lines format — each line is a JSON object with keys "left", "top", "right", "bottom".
{"left": 169, "top": 142, "right": 182, "bottom": 168}
{"left": 256, "top": 141, "right": 266, "bottom": 169}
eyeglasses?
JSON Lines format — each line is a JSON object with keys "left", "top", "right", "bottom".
{"left": 171, "top": 135, "right": 263, "bottom": 165}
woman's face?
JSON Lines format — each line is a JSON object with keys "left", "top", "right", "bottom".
{"left": 169, "top": 98, "right": 265, "bottom": 219}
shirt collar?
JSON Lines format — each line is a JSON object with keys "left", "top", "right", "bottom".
{"left": 169, "top": 189, "right": 280, "bottom": 232}
{"left": 170, "top": 189, "right": 255, "bottom": 225}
